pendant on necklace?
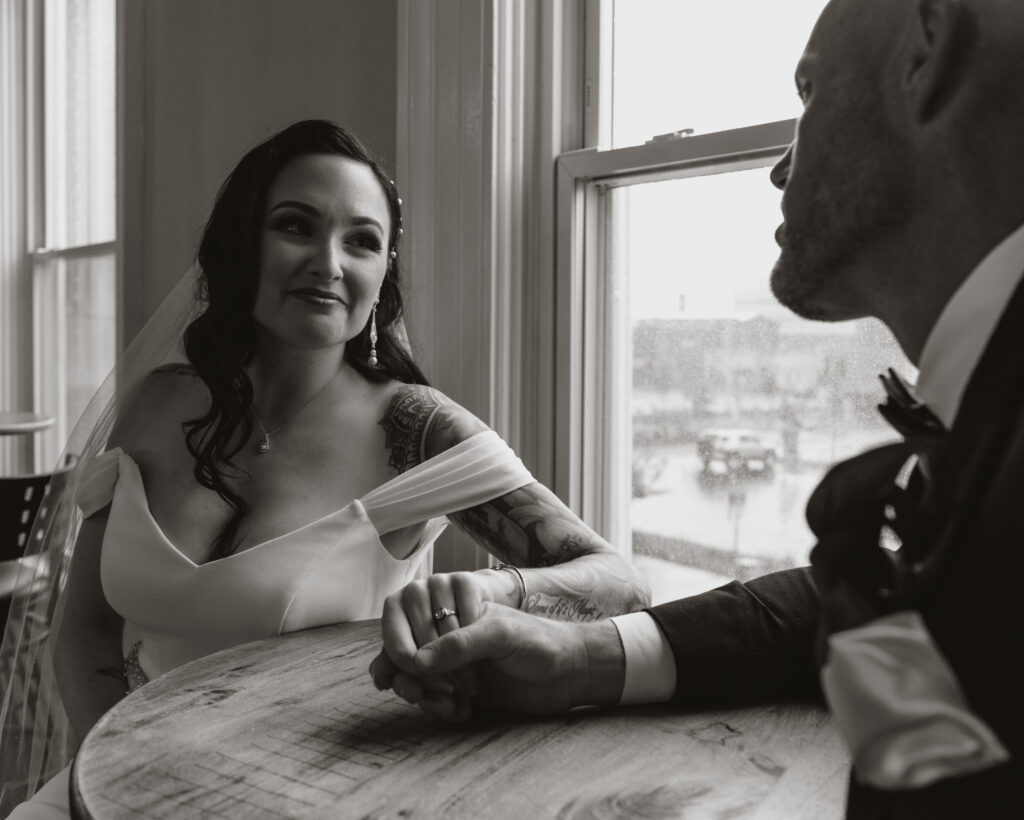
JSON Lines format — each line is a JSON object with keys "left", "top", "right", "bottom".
{"left": 257, "top": 435, "right": 271, "bottom": 455}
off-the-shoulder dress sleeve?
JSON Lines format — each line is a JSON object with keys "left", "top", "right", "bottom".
{"left": 361, "top": 430, "right": 533, "bottom": 536}
{"left": 74, "top": 448, "right": 123, "bottom": 518}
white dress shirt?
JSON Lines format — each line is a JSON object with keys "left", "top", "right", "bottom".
{"left": 611, "top": 220, "right": 1024, "bottom": 709}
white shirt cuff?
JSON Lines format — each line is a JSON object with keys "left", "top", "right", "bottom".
{"left": 610, "top": 612, "right": 676, "bottom": 705}
{"left": 822, "top": 610, "right": 1009, "bottom": 789}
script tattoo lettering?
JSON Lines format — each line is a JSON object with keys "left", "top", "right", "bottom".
{"left": 522, "top": 594, "right": 602, "bottom": 621}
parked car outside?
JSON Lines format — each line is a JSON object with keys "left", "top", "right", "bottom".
{"left": 697, "top": 428, "right": 779, "bottom": 473}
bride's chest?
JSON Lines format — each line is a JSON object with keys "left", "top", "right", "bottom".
{"left": 140, "top": 444, "right": 398, "bottom": 563}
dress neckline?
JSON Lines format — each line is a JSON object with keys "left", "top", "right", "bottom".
{"left": 110, "top": 430, "right": 496, "bottom": 568}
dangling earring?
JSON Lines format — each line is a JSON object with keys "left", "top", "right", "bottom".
{"left": 368, "top": 298, "right": 379, "bottom": 368}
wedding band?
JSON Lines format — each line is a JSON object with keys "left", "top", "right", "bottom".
{"left": 432, "top": 606, "right": 458, "bottom": 623}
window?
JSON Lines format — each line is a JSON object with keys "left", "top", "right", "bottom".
{"left": 29, "top": 0, "right": 117, "bottom": 469}
{"left": 563, "top": 0, "right": 912, "bottom": 603}
{"left": 607, "top": 0, "right": 832, "bottom": 147}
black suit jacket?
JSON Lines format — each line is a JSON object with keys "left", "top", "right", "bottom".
{"left": 647, "top": 274, "right": 1024, "bottom": 818}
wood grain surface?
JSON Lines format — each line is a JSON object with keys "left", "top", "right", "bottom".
{"left": 72, "top": 620, "right": 849, "bottom": 819}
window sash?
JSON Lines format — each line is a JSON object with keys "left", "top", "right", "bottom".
{"left": 32, "top": 245, "right": 117, "bottom": 468}
{"left": 33, "top": 0, "right": 117, "bottom": 469}
{"left": 0, "top": 0, "right": 117, "bottom": 473}
{"left": 555, "top": 120, "right": 794, "bottom": 549}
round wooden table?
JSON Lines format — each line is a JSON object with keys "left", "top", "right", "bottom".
{"left": 0, "top": 412, "right": 55, "bottom": 435}
{"left": 72, "top": 620, "right": 849, "bottom": 819}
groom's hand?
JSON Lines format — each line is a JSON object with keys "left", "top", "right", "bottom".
{"left": 371, "top": 603, "right": 625, "bottom": 721}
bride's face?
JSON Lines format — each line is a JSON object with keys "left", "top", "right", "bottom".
{"left": 253, "top": 153, "right": 392, "bottom": 353}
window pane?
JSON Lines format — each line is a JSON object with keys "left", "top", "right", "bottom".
{"left": 611, "top": 0, "right": 828, "bottom": 148}
{"left": 44, "top": 0, "right": 116, "bottom": 247}
{"left": 613, "top": 168, "right": 912, "bottom": 603}
{"left": 33, "top": 253, "right": 117, "bottom": 468}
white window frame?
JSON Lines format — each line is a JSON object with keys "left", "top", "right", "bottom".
{"left": 1, "top": 0, "right": 118, "bottom": 473}
{"left": 29, "top": 0, "right": 119, "bottom": 469}
{"left": 554, "top": 120, "right": 795, "bottom": 552}
{"left": 1, "top": 0, "right": 42, "bottom": 474}
{"left": 548, "top": 0, "right": 805, "bottom": 554}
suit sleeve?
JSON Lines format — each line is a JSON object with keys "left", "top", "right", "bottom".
{"left": 646, "top": 566, "right": 822, "bottom": 705}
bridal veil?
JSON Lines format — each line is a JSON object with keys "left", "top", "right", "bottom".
{"left": 0, "top": 268, "right": 201, "bottom": 811}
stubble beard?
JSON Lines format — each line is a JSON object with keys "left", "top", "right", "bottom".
{"left": 769, "top": 206, "right": 874, "bottom": 323}
{"left": 769, "top": 136, "right": 912, "bottom": 324}
{"left": 770, "top": 227, "right": 845, "bottom": 322}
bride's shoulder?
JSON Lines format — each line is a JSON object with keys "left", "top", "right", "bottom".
{"left": 379, "top": 383, "right": 489, "bottom": 471}
{"left": 135, "top": 363, "right": 206, "bottom": 408}
{"left": 110, "top": 363, "right": 207, "bottom": 449}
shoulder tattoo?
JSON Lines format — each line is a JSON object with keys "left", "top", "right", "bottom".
{"left": 379, "top": 385, "right": 448, "bottom": 473}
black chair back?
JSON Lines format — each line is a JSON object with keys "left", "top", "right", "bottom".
{"left": 0, "top": 473, "right": 57, "bottom": 562}
{"left": 1, "top": 463, "right": 76, "bottom": 628}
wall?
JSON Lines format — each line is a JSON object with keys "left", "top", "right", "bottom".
{"left": 119, "top": 0, "right": 398, "bottom": 340}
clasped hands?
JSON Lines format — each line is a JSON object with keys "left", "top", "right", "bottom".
{"left": 368, "top": 570, "right": 623, "bottom": 721}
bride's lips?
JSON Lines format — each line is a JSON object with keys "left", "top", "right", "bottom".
{"left": 288, "top": 288, "right": 347, "bottom": 307}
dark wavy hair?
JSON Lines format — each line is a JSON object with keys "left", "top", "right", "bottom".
{"left": 183, "top": 119, "right": 429, "bottom": 559}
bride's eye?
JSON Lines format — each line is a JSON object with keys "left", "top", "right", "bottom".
{"left": 349, "top": 232, "right": 383, "bottom": 253}
{"left": 270, "top": 215, "right": 312, "bottom": 237}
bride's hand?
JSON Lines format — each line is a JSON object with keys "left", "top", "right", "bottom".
{"left": 372, "top": 569, "right": 517, "bottom": 701}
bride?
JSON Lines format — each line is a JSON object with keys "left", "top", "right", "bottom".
{"left": 0, "top": 119, "right": 649, "bottom": 817}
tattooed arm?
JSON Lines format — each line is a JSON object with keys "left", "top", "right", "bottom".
{"left": 444, "top": 484, "right": 649, "bottom": 620}
{"left": 380, "top": 385, "right": 651, "bottom": 622}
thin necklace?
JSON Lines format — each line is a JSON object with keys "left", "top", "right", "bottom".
{"left": 251, "top": 370, "right": 340, "bottom": 455}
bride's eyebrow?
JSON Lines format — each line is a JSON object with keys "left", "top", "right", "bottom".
{"left": 349, "top": 216, "right": 384, "bottom": 232}
{"left": 268, "top": 202, "right": 383, "bottom": 233}
{"left": 268, "top": 200, "right": 320, "bottom": 217}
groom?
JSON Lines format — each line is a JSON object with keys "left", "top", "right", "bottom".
{"left": 375, "top": 0, "right": 1023, "bottom": 815}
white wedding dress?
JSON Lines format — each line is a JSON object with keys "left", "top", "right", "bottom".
{"left": 8, "top": 430, "right": 532, "bottom": 819}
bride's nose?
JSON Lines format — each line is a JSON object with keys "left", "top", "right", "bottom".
{"left": 309, "top": 235, "right": 344, "bottom": 280}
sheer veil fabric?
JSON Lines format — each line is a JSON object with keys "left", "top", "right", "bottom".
{"left": 0, "top": 269, "right": 202, "bottom": 810}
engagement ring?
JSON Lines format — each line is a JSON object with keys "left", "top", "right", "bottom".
{"left": 432, "top": 606, "right": 458, "bottom": 623}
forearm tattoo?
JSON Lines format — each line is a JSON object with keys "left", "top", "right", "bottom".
{"left": 518, "top": 554, "right": 647, "bottom": 622}
{"left": 449, "top": 484, "right": 648, "bottom": 621}
{"left": 449, "top": 484, "right": 595, "bottom": 567}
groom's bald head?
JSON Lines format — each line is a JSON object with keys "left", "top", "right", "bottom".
{"left": 770, "top": 0, "right": 1024, "bottom": 341}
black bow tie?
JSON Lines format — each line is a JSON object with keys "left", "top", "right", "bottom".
{"left": 877, "top": 368, "right": 947, "bottom": 442}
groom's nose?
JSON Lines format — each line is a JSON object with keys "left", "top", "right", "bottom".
{"left": 771, "top": 143, "right": 793, "bottom": 190}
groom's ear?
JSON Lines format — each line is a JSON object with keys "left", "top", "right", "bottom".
{"left": 899, "top": 0, "right": 971, "bottom": 125}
